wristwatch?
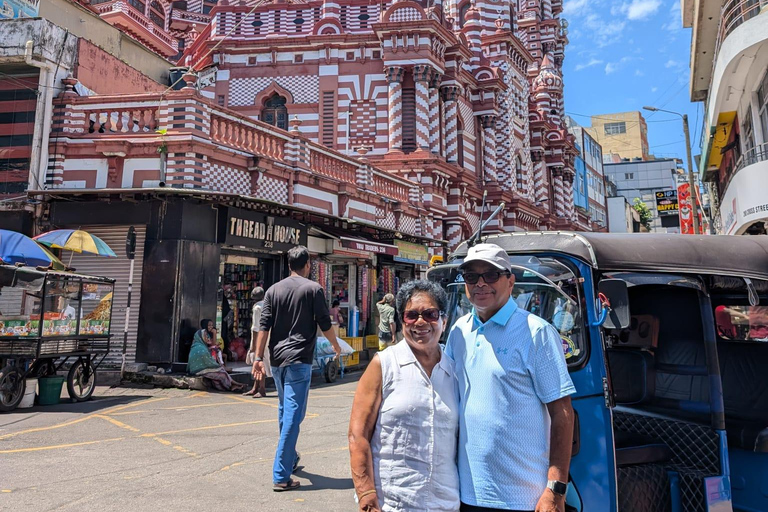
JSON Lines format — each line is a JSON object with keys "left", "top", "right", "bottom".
{"left": 254, "top": 357, "right": 263, "bottom": 362}
{"left": 547, "top": 480, "right": 567, "bottom": 497}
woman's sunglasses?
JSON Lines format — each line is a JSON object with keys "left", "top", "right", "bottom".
{"left": 461, "top": 270, "right": 511, "bottom": 285}
{"left": 402, "top": 308, "right": 444, "bottom": 324}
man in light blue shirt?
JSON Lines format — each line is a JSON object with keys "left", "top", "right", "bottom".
{"left": 446, "top": 243, "right": 576, "bottom": 512}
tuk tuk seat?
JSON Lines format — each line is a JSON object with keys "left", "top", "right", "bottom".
{"left": 608, "top": 349, "right": 673, "bottom": 466}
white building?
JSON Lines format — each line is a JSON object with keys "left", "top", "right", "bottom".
{"left": 684, "top": 0, "right": 768, "bottom": 235}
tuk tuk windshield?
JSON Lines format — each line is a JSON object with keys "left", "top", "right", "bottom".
{"left": 445, "top": 255, "right": 586, "bottom": 366}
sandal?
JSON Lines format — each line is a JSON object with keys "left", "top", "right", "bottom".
{"left": 293, "top": 452, "right": 301, "bottom": 473}
{"left": 273, "top": 479, "right": 300, "bottom": 492}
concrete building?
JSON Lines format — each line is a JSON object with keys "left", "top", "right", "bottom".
{"left": 607, "top": 196, "right": 643, "bottom": 233}
{"left": 684, "top": 0, "right": 768, "bottom": 235}
{"left": 567, "top": 116, "right": 608, "bottom": 230}
{"left": 586, "top": 111, "right": 651, "bottom": 162}
{"left": 603, "top": 158, "right": 681, "bottom": 233}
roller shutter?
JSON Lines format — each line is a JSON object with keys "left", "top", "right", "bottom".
{"left": 66, "top": 225, "right": 146, "bottom": 367}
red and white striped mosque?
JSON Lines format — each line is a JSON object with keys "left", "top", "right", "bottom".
{"left": 49, "top": 0, "right": 593, "bottom": 255}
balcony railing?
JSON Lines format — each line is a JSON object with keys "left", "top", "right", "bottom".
{"left": 721, "top": 141, "right": 768, "bottom": 192}
{"left": 711, "top": 0, "right": 767, "bottom": 84}
{"left": 96, "top": 0, "right": 178, "bottom": 54}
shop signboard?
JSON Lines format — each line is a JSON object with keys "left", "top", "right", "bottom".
{"left": 222, "top": 207, "right": 306, "bottom": 251}
{"left": 0, "top": 0, "right": 39, "bottom": 19}
{"left": 654, "top": 190, "right": 678, "bottom": 217}
{"left": 393, "top": 240, "right": 430, "bottom": 265}
{"left": 339, "top": 237, "right": 398, "bottom": 256}
{"left": 676, "top": 176, "right": 705, "bottom": 235}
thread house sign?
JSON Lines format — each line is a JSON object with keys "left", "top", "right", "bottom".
{"left": 221, "top": 207, "right": 307, "bottom": 251}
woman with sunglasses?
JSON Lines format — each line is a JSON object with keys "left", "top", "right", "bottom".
{"left": 349, "top": 280, "right": 460, "bottom": 512}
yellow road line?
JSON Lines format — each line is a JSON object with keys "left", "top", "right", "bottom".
{"left": 187, "top": 391, "right": 208, "bottom": 398}
{"left": 218, "top": 445, "right": 348, "bottom": 472}
{"left": 152, "top": 437, "right": 172, "bottom": 446}
{"left": 173, "top": 445, "right": 198, "bottom": 457}
{"left": 225, "top": 395, "right": 279, "bottom": 408}
{"left": 0, "top": 437, "right": 125, "bottom": 454}
{"left": 0, "top": 396, "right": 169, "bottom": 440}
{"left": 93, "top": 414, "right": 141, "bottom": 433}
{"left": 110, "top": 402, "right": 253, "bottom": 416}
{"left": 141, "top": 418, "right": 278, "bottom": 437}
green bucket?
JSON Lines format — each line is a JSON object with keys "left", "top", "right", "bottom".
{"left": 38, "top": 376, "right": 65, "bottom": 406}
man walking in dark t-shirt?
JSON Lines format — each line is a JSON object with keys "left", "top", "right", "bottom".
{"left": 252, "top": 245, "right": 340, "bottom": 491}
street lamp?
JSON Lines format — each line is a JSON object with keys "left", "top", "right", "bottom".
{"left": 642, "top": 106, "right": 700, "bottom": 234}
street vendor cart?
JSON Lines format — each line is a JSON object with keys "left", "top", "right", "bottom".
{"left": 0, "top": 264, "right": 115, "bottom": 412}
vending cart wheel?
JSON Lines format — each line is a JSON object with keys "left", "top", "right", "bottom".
{"left": 67, "top": 358, "right": 96, "bottom": 402}
{"left": 0, "top": 365, "right": 25, "bottom": 412}
{"left": 324, "top": 360, "right": 338, "bottom": 383}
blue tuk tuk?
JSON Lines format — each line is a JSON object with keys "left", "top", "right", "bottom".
{"left": 428, "top": 232, "right": 768, "bottom": 512}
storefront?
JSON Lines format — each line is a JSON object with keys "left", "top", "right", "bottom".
{"left": 216, "top": 207, "right": 307, "bottom": 357}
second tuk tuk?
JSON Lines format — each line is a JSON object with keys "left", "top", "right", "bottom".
{"left": 428, "top": 231, "right": 768, "bottom": 512}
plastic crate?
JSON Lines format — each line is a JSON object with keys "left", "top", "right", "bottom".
{"left": 365, "top": 335, "right": 379, "bottom": 349}
{"left": 342, "top": 352, "right": 360, "bottom": 367}
{"left": 341, "top": 337, "right": 364, "bottom": 352}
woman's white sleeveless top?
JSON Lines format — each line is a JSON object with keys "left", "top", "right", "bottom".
{"left": 371, "top": 340, "right": 460, "bottom": 512}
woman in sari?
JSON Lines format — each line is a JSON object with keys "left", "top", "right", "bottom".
{"left": 187, "top": 319, "right": 245, "bottom": 392}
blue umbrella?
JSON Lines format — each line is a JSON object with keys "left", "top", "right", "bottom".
{"left": 0, "top": 229, "right": 59, "bottom": 267}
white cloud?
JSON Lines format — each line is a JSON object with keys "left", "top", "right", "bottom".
{"left": 615, "top": 0, "right": 663, "bottom": 21}
{"left": 665, "top": 59, "right": 679, "bottom": 68}
{"left": 583, "top": 13, "right": 627, "bottom": 48}
{"left": 635, "top": 69, "right": 645, "bottom": 76}
{"left": 651, "top": 87, "right": 659, "bottom": 92}
{"left": 575, "top": 58, "right": 604, "bottom": 71}
{"left": 563, "top": 0, "right": 590, "bottom": 16}
{"left": 662, "top": 0, "right": 683, "bottom": 31}
{"left": 605, "top": 63, "right": 618, "bottom": 74}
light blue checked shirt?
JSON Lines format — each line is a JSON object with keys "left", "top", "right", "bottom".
{"left": 446, "top": 296, "right": 575, "bottom": 510}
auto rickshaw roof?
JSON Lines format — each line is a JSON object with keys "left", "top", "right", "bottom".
{"left": 451, "top": 232, "right": 768, "bottom": 281}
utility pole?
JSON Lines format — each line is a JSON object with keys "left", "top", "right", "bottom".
{"left": 682, "top": 114, "right": 700, "bottom": 235}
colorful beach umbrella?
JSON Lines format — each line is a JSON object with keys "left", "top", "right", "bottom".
{"left": 0, "top": 229, "right": 62, "bottom": 268}
{"left": 34, "top": 229, "right": 117, "bottom": 258}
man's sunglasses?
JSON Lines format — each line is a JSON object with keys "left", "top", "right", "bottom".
{"left": 461, "top": 270, "right": 511, "bottom": 285}
{"left": 402, "top": 308, "right": 444, "bottom": 324}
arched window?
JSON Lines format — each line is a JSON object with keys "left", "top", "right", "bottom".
{"left": 262, "top": 93, "right": 288, "bottom": 130}
{"left": 149, "top": 1, "right": 165, "bottom": 28}
{"left": 458, "top": 2, "right": 471, "bottom": 28}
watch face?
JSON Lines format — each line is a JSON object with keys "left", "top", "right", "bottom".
{"left": 548, "top": 480, "right": 567, "bottom": 495}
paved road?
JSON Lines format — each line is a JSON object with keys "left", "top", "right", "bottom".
{"left": 1, "top": 373, "right": 361, "bottom": 512}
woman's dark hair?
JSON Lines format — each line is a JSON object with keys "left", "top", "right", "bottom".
{"left": 395, "top": 280, "right": 448, "bottom": 320}
{"left": 201, "top": 319, "right": 213, "bottom": 330}
{"left": 288, "top": 245, "right": 310, "bottom": 271}
{"left": 332, "top": 299, "right": 340, "bottom": 307}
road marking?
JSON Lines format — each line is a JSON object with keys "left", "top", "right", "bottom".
{"left": 141, "top": 418, "right": 278, "bottom": 437}
{"left": 225, "top": 395, "right": 279, "bottom": 409}
{"left": 173, "top": 445, "right": 198, "bottom": 457}
{"left": 0, "top": 437, "right": 125, "bottom": 454}
{"left": 152, "top": 437, "right": 173, "bottom": 446}
{"left": 0, "top": 397, "right": 169, "bottom": 440}
{"left": 109, "top": 402, "right": 253, "bottom": 416}
{"left": 187, "top": 391, "right": 208, "bottom": 399}
{"left": 93, "top": 414, "right": 141, "bottom": 433}
{"left": 1, "top": 490, "right": 11, "bottom": 493}
{"left": 217, "top": 445, "right": 348, "bottom": 472}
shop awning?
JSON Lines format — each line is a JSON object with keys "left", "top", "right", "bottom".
{"left": 703, "top": 111, "right": 736, "bottom": 182}
{"left": 339, "top": 237, "right": 399, "bottom": 256}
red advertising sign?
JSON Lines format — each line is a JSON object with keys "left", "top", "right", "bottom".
{"left": 339, "top": 237, "right": 399, "bottom": 255}
{"left": 677, "top": 176, "right": 705, "bottom": 234}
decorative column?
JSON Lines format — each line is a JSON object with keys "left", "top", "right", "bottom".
{"left": 480, "top": 114, "right": 498, "bottom": 182}
{"left": 321, "top": 0, "right": 340, "bottom": 19}
{"left": 413, "top": 65, "right": 436, "bottom": 152}
{"left": 385, "top": 65, "right": 406, "bottom": 153}
{"left": 552, "top": 166, "right": 566, "bottom": 218}
{"left": 441, "top": 85, "right": 461, "bottom": 163}
{"left": 428, "top": 72, "right": 442, "bottom": 154}
{"left": 564, "top": 171, "right": 576, "bottom": 221}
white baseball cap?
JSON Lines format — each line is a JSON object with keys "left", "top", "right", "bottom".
{"left": 459, "top": 243, "right": 512, "bottom": 273}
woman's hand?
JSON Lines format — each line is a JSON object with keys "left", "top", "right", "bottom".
{"left": 358, "top": 493, "right": 381, "bottom": 512}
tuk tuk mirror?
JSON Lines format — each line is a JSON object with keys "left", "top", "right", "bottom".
{"left": 598, "top": 279, "right": 630, "bottom": 329}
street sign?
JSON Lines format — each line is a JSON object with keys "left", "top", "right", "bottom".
{"left": 655, "top": 190, "right": 679, "bottom": 217}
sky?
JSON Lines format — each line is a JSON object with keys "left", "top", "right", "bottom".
{"left": 561, "top": 0, "right": 703, "bottom": 164}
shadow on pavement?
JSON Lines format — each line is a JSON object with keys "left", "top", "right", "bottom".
{"left": 295, "top": 468, "right": 354, "bottom": 492}
{"left": 1, "top": 393, "right": 152, "bottom": 420}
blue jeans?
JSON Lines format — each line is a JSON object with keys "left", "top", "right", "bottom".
{"left": 271, "top": 363, "right": 312, "bottom": 484}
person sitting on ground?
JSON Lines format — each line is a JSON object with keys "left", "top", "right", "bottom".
{"left": 187, "top": 319, "right": 245, "bottom": 392}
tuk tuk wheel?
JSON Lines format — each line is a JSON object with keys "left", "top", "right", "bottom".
{"left": 324, "top": 360, "right": 338, "bottom": 383}
{"left": 67, "top": 359, "right": 96, "bottom": 402}
{"left": 0, "top": 365, "right": 25, "bottom": 412}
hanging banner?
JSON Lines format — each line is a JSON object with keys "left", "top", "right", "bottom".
{"left": 0, "top": 0, "right": 39, "bottom": 19}
{"left": 393, "top": 240, "right": 430, "bottom": 265}
{"left": 677, "top": 176, "right": 704, "bottom": 235}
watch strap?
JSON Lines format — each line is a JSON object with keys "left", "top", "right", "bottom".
{"left": 547, "top": 480, "right": 567, "bottom": 496}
